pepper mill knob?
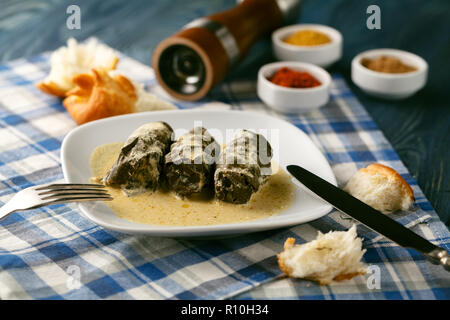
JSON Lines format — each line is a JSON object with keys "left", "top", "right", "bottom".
{"left": 152, "top": 0, "right": 300, "bottom": 101}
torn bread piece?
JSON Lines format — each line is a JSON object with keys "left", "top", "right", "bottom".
{"left": 277, "top": 225, "right": 366, "bottom": 285}
{"left": 63, "top": 68, "right": 136, "bottom": 125}
{"left": 36, "top": 38, "right": 119, "bottom": 97}
{"left": 344, "top": 163, "right": 414, "bottom": 213}
{"left": 63, "top": 69, "right": 175, "bottom": 125}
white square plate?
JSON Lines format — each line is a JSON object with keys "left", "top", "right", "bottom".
{"left": 61, "top": 110, "right": 336, "bottom": 237}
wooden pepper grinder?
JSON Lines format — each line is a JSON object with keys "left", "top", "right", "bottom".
{"left": 152, "top": 0, "right": 300, "bottom": 101}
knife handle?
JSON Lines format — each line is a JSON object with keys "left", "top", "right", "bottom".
{"left": 425, "top": 248, "right": 450, "bottom": 271}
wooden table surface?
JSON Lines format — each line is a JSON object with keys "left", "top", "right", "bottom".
{"left": 1, "top": 0, "right": 448, "bottom": 226}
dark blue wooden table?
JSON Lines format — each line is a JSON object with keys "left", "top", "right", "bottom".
{"left": 1, "top": 0, "right": 448, "bottom": 225}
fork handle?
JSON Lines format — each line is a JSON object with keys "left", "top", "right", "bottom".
{"left": 0, "top": 201, "right": 16, "bottom": 221}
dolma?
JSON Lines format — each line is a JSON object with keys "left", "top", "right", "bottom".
{"left": 165, "top": 127, "right": 220, "bottom": 197}
{"left": 214, "top": 130, "right": 272, "bottom": 204}
{"left": 103, "top": 121, "right": 173, "bottom": 195}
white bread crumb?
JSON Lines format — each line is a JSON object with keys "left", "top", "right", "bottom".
{"left": 277, "top": 225, "right": 366, "bottom": 285}
{"left": 344, "top": 163, "right": 414, "bottom": 213}
{"left": 132, "top": 81, "right": 176, "bottom": 112}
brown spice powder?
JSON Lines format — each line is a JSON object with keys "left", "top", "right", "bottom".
{"left": 361, "top": 56, "right": 417, "bottom": 74}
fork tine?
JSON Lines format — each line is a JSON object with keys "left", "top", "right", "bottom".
{"left": 38, "top": 188, "right": 110, "bottom": 196}
{"left": 35, "top": 184, "right": 105, "bottom": 191}
{"left": 41, "top": 192, "right": 112, "bottom": 201}
{"left": 44, "top": 196, "right": 113, "bottom": 205}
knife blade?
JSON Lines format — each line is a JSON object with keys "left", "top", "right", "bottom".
{"left": 287, "top": 164, "right": 449, "bottom": 271}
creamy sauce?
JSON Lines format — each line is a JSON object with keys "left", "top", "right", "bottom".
{"left": 90, "top": 142, "right": 296, "bottom": 226}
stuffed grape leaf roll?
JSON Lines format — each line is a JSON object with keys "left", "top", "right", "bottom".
{"left": 165, "top": 127, "right": 220, "bottom": 197}
{"left": 214, "top": 129, "right": 272, "bottom": 204}
{"left": 103, "top": 121, "right": 173, "bottom": 195}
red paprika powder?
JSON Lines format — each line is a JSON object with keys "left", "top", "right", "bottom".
{"left": 269, "top": 67, "right": 321, "bottom": 88}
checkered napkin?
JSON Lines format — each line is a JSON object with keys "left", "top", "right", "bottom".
{"left": 0, "top": 47, "right": 449, "bottom": 300}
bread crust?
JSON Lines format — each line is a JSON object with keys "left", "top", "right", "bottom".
{"left": 62, "top": 68, "right": 137, "bottom": 125}
{"left": 277, "top": 237, "right": 295, "bottom": 276}
{"left": 362, "top": 163, "right": 414, "bottom": 202}
{"left": 35, "top": 81, "right": 68, "bottom": 98}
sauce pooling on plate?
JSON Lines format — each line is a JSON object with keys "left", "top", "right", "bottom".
{"left": 90, "top": 142, "right": 296, "bottom": 227}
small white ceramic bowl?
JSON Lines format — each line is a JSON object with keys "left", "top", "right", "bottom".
{"left": 257, "top": 61, "right": 331, "bottom": 113}
{"left": 351, "top": 48, "right": 428, "bottom": 100}
{"left": 272, "top": 24, "right": 343, "bottom": 67}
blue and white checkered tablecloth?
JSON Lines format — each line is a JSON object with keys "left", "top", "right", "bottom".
{"left": 0, "top": 47, "right": 448, "bottom": 300}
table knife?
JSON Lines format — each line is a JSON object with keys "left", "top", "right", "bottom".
{"left": 286, "top": 165, "right": 450, "bottom": 271}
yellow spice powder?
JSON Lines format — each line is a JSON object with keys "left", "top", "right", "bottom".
{"left": 283, "top": 30, "right": 331, "bottom": 46}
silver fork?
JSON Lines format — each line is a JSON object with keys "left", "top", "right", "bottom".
{"left": 0, "top": 184, "right": 113, "bottom": 221}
